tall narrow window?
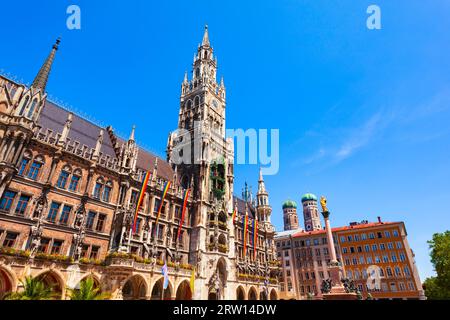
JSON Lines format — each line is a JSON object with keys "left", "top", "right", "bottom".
{"left": 93, "top": 179, "right": 103, "bottom": 199}
{"left": 47, "top": 202, "right": 61, "bottom": 223}
{"left": 27, "top": 98, "right": 38, "bottom": 118}
{"left": 0, "top": 190, "right": 17, "bottom": 211}
{"left": 56, "top": 169, "right": 70, "bottom": 189}
{"left": 102, "top": 182, "right": 112, "bottom": 202}
{"left": 28, "top": 159, "right": 43, "bottom": 180}
{"left": 59, "top": 205, "right": 72, "bottom": 225}
{"left": 15, "top": 195, "right": 30, "bottom": 216}
{"left": 68, "top": 170, "right": 81, "bottom": 192}
{"left": 95, "top": 214, "right": 106, "bottom": 232}
{"left": 86, "top": 211, "right": 96, "bottom": 230}
{"left": 18, "top": 158, "right": 30, "bottom": 176}
{"left": 18, "top": 96, "right": 30, "bottom": 116}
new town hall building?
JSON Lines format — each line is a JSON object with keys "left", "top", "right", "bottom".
{"left": 0, "top": 27, "right": 280, "bottom": 300}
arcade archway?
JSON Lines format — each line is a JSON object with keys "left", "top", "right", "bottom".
{"left": 36, "top": 271, "right": 64, "bottom": 299}
{"left": 0, "top": 268, "right": 14, "bottom": 299}
{"left": 151, "top": 278, "right": 172, "bottom": 300}
{"left": 248, "top": 286, "right": 257, "bottom": 300}
{"left": 122, "top": 275, "right": 148, "bottom": 300}
{"left": 236, "top": 286, "right": 246, "bottom": 300}
{"left": 175, "top": 280, "right": 192, "bottom": 300}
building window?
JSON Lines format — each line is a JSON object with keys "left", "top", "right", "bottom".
{"left": 96, "top": 214, "right": 107, "bottom": 232}
{"left": 90, "top": 246, "right": 100, "bottom": 259}
{"left": 47, "top": 202, "right": 61, "bottom": 223}
{"left": 384, "top": 231, "right": 391, "bottom": 238}
{"left": 56, "top": 170, "right": 70, "bottom": 189}
{"left": 408, "top": 282, "right": 415, "bottom": 291}
{"left": 93, "top": 182, "right": 102, "bottom": 199}
{"left": 391, "top": 254, "right": 398, "bottom": 263}
{"left": 15, "top": 195, "right": 31, "bottom": 216}
{"left": 393, "top": 230, "right": 399, "bottom": 237}
{"left": 18, "top": 158, "right": 30, "bottom": 176}
{"left": 86, "top": 211, "right": 96, "bottom": 230}
{"left": 102, "top": 182, "right": 112, "bottom": 202}
{"left": 366, "top": 256, "right": 373, "bottom": 264}
{"left": 380, "top": 243, "right": 385, "bottom": 250}
{"left": 130, "top": 190, "right": 138, "bottom": 206}
{"left": 3, "top": 232, "right": 18, "bottom": 248}
{"left": 369, "top": 233, "right": 375, "bottom": 239}
{"left": 383, "top": 255, "right": 389, "bottom": 263}
{"left": 28, "top": 160, "right": 43, "bottom": 180}
{"left": 371, "top": 244, "right": 378, "bottom": 251}
{"left": 347, "top": 235, "right": 353, "bottom": 242}
{"left": 350, "top": 247, "right": 355, "bottom": 253}
{"left": 342, "top": 247, "right": 348, "bottom": 254}
{"left": 396, "top": 241, "right": 403, "bottom": 249}
{"left": 51, "top": 240, "right": 63, "bottom": 254}
{"left": 354, "top": 234, "right": 360, "bottom": 241}
{"left": 68, "top": 171, "right": 81, "bottom": 192}
{"left": 399, "top": 253, "right": 406, "bottom": 262}
{"left": 395, "top": 266, "right": 402, "bottom": 277}
{"left": 386, "top": 267, "right": 393, "bottom": 277}
{"left": 361, "top": 233, "right": 367, "bottom": 240}
{"left": 38, "top": 238, "right": 51, "bottom": 253}
{"left": 81, "top": 245, "right": 89, "bottom": 258}
{"left": 387, "top": 242, "right": 394, "bottom": 250}
{"left": 364, "top": 245, "right": 370, "bottom": 252}
{"left": 59, "top": 205, "right": 72, "bottom": 225}
{"left": 390, "top": 282, "right": 397, "bottom": 292}
{"left": 0, "top": 190, "right": 17, "bottom": 211}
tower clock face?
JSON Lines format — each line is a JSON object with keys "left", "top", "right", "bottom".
{"left": 212, "top": 99, "right": 218, "bottom": 109}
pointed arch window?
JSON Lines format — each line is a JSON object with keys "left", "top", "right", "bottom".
{"left": 27, "top": 98, "right": 39, "bottom": 118}
{"left": 18, "top": 151, "right": 32, "bottom": 176}
{"left": 28, "top": 155, "right": 44, "bottom": 180}
{"left": 56, "top": 165, "right": 72, "bottom": 189}
{"left": 93, "top": 178, "right": 104, "bottom": 200}
{"left": 18, "top": 95, "right": 30, "bottom": 116}
{"left": 102, "top": 181, "right": 112, "bottom": 203}
{"left": 68, "top": 169, "right": 82, "bottom": 192}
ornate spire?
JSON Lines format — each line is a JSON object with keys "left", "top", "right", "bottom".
{"left": 258, "top": 167, "right": 266, "bottom": 193}
{"left": 129, "top": 125, "right": 136, "bottom": 142}
{"left": 32, "top": 38, "right": 61, "bottom": 92}
{"left": 202, "top": 25, "right": 210, "bottom": 47}
{"left": 183, "top": 71, "right": 189, "bottom": 84}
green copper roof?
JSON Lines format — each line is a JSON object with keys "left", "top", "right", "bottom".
{"left": 301, "top": 193, "right": 318, "bottom": 203}
{"left": 282, "top": 200, "right": 297, "bottom": 209}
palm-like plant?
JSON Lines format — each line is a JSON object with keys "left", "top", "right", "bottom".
{"left": 68, "top": 277, "right": 110, "bottom": 300}
{"left": 5, "top": 276, "right": 55, "bottom": 300}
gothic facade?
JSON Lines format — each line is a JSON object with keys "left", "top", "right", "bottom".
{"left": 0, "top": 28, "right": 280, "bottom": 300}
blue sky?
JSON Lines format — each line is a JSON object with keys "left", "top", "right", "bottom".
{"left": 1, "top": 0, "right": 449, "bottom": 280}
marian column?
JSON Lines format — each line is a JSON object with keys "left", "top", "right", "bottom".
{"left": 320, "top": 196, "right": 358, "bottom": 300}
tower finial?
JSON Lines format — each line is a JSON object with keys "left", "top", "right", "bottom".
{"left": 202, "top": 25, "right": 210, "bottom": 47}
{"left": 32, "top": 37, "right": 61, "bottom": 92}
{"left": 129, "top": 125, "right": 136, "bottom": 142}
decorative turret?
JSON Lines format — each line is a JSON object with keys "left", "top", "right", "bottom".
{"left": 256, "top": 168, "right": 272, "bottom": 224}
{"left": 14, "top": 38, "right": 61, "bottom": 122}
{"left": 119, "top": 125, "right": 138, "bottom": 173}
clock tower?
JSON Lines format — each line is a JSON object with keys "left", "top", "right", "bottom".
{"left": 167, "top": 26, "right": 235, "bottom": 300}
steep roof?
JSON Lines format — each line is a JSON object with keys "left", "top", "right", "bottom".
{"left": 38, "top": 100, "right": 173, "bottom": 180}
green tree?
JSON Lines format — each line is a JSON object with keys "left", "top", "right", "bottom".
{"left": 423, "top": 231, "right": 450, "bottom": 300}
{"left": 5, "top": 276, "right": 55, "bottom": 300}
{"left": 67, "top": 277, "right": 110, "bottom": 300}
